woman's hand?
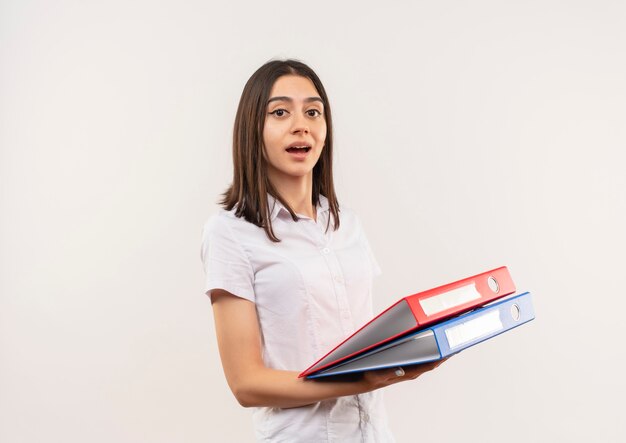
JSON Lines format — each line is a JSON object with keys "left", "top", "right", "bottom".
{"left": 361, "top": 358, "right": 450, "bottom": 391}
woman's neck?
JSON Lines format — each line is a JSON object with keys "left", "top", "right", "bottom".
{"left": 270, "top": 173, "right": 316, "bottom": 221}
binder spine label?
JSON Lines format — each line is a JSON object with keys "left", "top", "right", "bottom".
{"left": 444, "top": 310, "right": 503, "bottom": 349}
{"left": 419, "top": 284, "right": 481, "bottom": 316}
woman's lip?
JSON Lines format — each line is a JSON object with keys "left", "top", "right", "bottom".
{"left": 286, "top": 149, "right": 310, "bottom": 160}
{"left": 286, "top": 141, "right": 311, "bottom": 149}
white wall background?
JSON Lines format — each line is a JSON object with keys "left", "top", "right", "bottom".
{"left": 1, "top": 1, "right": 625, "bottom": 442}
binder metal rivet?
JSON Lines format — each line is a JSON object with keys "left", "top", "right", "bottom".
{"left": 487, "top": 276, "right": 499, "bottom": 293}
{"left": 511, "top": 304, "right": 521, "bottom": 321}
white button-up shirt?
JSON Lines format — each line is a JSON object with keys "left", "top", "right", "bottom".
{"left": 201, "top": 194, "right": 394, "bottom": 442}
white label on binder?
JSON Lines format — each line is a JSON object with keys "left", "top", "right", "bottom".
{"left": 419, "top": 284, "right": 481, "bottom": 316}
{"left": 445, "top": 310, "right": 503, "bottom": 349}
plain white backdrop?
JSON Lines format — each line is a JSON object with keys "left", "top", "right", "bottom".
{"left": 1, "top": 1, "right": 625, "bottom": 442}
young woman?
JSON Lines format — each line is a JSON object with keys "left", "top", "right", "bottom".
{"left": 201, "top": 59, "right": 445, "bottom": 442}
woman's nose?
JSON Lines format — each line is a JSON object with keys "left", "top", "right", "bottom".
{"left": 291, "top": 114, "right": 309, "bottom": 134}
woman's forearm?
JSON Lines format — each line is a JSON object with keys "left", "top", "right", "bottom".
{"left": 232, "top": 367, "right": 371, "bottom": 408}
{"left": 231, "top": 359, "right": 446, "bottom": 409}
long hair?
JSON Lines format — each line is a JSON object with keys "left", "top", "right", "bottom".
{"left": 220, "top": 59, "right": 340, "bottom": 242}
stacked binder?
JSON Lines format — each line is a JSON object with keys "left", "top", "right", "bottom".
{"left": 299, "top": 266, "right": 534, "bottom": 379}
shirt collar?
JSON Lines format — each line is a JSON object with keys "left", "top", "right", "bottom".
{"left": 268, "top": 193, "right": 330, "bottom": 221}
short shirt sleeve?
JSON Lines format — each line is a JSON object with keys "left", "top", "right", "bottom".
{"left": 200, "top": 213, "right": 255, "bottom": 302}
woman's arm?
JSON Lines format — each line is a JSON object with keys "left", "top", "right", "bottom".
{"left": 211, "top": 289, "right": 446, "bottom": 409}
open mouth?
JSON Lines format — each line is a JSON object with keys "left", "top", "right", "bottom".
{"left": 286, "top": 146, "right": 311, "bottom": 153}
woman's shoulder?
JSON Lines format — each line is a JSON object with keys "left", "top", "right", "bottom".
{"left": 202, "top": 208, "right": 233, "bottom": 233}
{"left": 202, "top": 207, "right": 262, "bottom": 241}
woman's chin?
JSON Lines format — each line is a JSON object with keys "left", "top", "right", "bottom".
{"left": 272, "top": 168, "right": 313, "bottom": 182}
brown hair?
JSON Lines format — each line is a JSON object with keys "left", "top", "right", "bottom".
{"left": 220, "top": 59, "right": 340, "bottom": 242}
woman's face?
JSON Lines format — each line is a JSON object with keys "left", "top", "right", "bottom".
{"left": 263, "top": 75, "right": 327, "bottom": 185}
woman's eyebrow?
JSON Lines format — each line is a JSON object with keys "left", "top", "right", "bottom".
{"left": 267, "top": 96, "right": 323, "bottom": 105}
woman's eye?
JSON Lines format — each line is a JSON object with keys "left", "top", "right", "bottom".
{"left": 307, "top": 109, "right": 322, "bottom": 117}
{"left": 270, "top": 109, "right": 288, "bottom": 117}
